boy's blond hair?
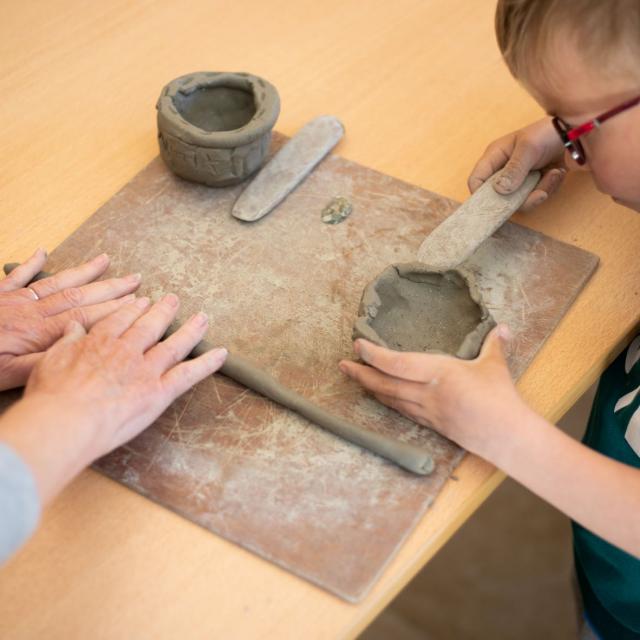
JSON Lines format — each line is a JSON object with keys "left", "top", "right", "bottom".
{"left": 495, "top": 0, "right": 640, "bottom": 81}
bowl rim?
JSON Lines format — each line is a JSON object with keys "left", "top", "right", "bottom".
{"left": 156, "top": 71, "right": 280, "bottom": 148}
{"left": 353, "top": 262, "right": 497, "bottom": 360}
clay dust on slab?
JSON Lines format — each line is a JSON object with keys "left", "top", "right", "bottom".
{"left": 0, "top": 134, "right": 596, "bottom": 601}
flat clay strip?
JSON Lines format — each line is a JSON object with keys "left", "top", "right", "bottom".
{"left": 416, "top": 170, "right": 541, "bottom": 269}
{"left": 3, "top": 263, "right": 434, "bottom": 476}
{"left": 231, "top": 115, "right": 345, "bottom": 222}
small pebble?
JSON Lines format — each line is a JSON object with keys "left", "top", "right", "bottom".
{"left": 321, "top": 196, "right": 353, "bottom": 225}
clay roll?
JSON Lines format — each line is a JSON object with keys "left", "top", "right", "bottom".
{"left": 3, "top": 263, "right": 435, "bottom": 476}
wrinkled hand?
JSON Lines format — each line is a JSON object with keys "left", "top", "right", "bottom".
{"left": 468, "top": 117, "right": 567, "bottom": 211}
{"left": 339, "top": 325, "right": 527, "bottom": 457}
{"left": 0, "top": 249, "right": 141, "bottom": 391}
{"left": 24, "top": 294, "right": 227, "bottom": 458}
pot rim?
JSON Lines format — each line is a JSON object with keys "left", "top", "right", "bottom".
{"left": 156, "top": 71, "right": 280, "bottom": 149}
{"left": 353, "top": 263, "right": 497, "bottom": 360}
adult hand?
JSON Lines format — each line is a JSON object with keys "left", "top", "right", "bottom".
{"left": 0, "top": 249, "right": 141, "bottom": 391}
{"left": 468, "top": 117, "right": 567, "bottom": 211}
{"left": 24, "top": 294, "right": 227, "bottom": 459}
{"left": 0, "top": 293, "right": 226, "bottom": 505}
{"left": 339, "top": 325, "right": 528, "bottom": 458}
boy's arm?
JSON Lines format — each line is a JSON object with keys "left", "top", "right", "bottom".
{"left": 340, "top": 326, "right": 640, "bottom": 559}
{"left": 492, "top": 401, "right": 640, "bottom": 558}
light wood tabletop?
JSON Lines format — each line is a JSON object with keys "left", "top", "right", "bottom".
{"left": 1, "top": 1, "right": 639, "bottom": 638}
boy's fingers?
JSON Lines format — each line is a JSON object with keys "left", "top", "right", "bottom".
{"left": 522, "top": 167, "right": 567, "bottom": 210}
{"left": 468, "top": 145, "right": 511, "bottom": 193}
{"left": 374, "top": 393, "right": 430, "bottom": 427}
{"left": 162, "top": 348, "right": 228, "bottom": 398}
{"left": 121, "top": 294, "right": 181, "bottom": 353}
{"left": 28, "top": 253, "right": 110, "bottom": 298}
{"left": 37, "top": 274, "right": 142, "bottom": 316}
{"left": 91, "top": 297, "right": 151, "bottom": 338}
{"left": 0, "top": 249, "right": 47, "bottom": 292}
{"left": 339, "top": 359, "right": 426, "bottom": 403}
{"left": 351, "top": 339, "right": 442, "bottom": 382}
{"left": 493, "top": 139, "right": 539, "bottom": 194}
{"left": 146, "top": 313, "right": 210, "bottom": 373}
{"left": 540, "top": 166, "right": 567, "bottom": 195}
{"left": 520, "top": 189, "right": 549, "bottom": 211}
{"left": 478, "top": 324, "right": 512, "bottom": 362}
{"left": 373, "top": 390, "right": 422, "bottom": 412}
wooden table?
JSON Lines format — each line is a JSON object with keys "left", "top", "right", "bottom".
{"left": 1, "top": 1, "right": 639, "bottom": 638}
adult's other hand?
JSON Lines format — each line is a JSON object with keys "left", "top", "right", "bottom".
{"left": 0, "top": 249, "right": 142, "bottom": 390}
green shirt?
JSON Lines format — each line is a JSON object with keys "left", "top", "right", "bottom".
{"left": 573, "top": 337, "right": 640, "bottom": 639}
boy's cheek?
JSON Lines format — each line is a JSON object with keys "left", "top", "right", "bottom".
{"left": 584, "top": 135, "right": 639, "bottom": 201}
{"left": 590, "top": 163, "right": 640, "bottom": 209}
{"left": 591, "top": 163, "right": 627, "bottom": 196}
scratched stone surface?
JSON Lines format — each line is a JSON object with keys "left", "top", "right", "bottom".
{"left": 0, "top": 134, "right": 598, "bottom": 601}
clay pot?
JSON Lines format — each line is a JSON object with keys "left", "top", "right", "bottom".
{"left": 156, "top": 71, "right": 280, "bottom": 187}
{"left": 353, "top": 263, "right": 496, "bottom": 359}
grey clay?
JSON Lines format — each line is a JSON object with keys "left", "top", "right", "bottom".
{"left": 156, "top": 71, "right": 280, "bottom": 187}
{"left": 353, "top": 263, "right": 496, "bottom": 359}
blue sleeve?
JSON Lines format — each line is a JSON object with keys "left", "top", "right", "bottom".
{"left": 0, "top": 443, "right": 40, "bottom": 564}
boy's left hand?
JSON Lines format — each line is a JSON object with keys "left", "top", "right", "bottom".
{"left": 339, "top": 325, "right": 525, "bottom": 458}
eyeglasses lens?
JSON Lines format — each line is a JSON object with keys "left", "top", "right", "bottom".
{"left": 553, "top": 117, "right": 586, "bottom": 165}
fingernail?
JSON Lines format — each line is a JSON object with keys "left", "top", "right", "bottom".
{"left": 533, "top": 193, "right": 548, "bottom": 206}
{"left": 123, "top": 293, "right": 136, "bottom": 303}
{"left": 193, "top": 311, "right": 208, "bottom": 326}
{"left": 339, "top": 362, "right": 348, "bottom": 374}
{"left": 95, "top": 253, "right": 109, "bottom": 263}
{"left": 496, "top": 176, "right": 511, "bottom": 191}
{"left": 497, "top": 324, "right": 512, "bottom": 341}
{"left": 358, "top": 341, "right": 371, "bottom": 360}
{"left": 38, "top": 247, "right": 48, "bottom": 258}
{"left": 126, "top": 272, "right": 142, "bottom": 284}
{"left": 164, "top": 293, "right": 179, "bottom": 307}
{"left": 135, "top": 296, "right": 150, "bottom": 309}
{"left": 211, "top": 347, "right": 228, "bottom": 363}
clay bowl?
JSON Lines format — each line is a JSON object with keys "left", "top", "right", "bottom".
{"left": 156, "top": 71, "right": 280, "bottom": 187}
{"left": 353, "top": 262, "right": 496, "bottom": 359}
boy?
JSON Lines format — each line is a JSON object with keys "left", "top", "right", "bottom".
{"left": 340, "top": 1, "right": 640, "bottom": 638}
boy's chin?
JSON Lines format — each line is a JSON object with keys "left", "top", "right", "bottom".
{"left": 612, "top": 196, "right": 640, "bottom": 212}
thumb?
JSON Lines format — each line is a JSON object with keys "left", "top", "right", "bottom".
{"left": 493, "top": 140, "right": 538, "bottom": 194}
{"left": 61, "top": 320, "right": 87, "bottom": 343}
{"left": 478, "top": 324, "right": 512, "bottom": 361}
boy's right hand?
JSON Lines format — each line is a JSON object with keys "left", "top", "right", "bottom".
{"left": 468, "top": 117, "right": 567, "bottom": 211}
{"left": 339, "top": 325, "right": 527, "bottom": 460}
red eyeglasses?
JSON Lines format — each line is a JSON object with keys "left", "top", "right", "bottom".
{"left": 552, "top": 94, "right": 640, "bottom": 165}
